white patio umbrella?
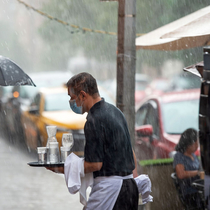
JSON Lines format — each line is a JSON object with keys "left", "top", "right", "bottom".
{"left": 136, "top": 5, "right": 210, "bottom": 51}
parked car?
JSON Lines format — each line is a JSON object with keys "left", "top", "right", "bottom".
{"left": 101, "top": 73, "right": 151, "bottom": 104}
{"left": 1, "top": 71, "right": 73, "bottom": 141}
{"left": 21, "top": 86, "right": 86, "bottom": 156}
{"left": 134, "top": 88, "right": 200, "bottom": 160}
{"left": 168, "top": 72, "right": 201, "bottom": 91}
{"left": 21, "top": 85, "right": 115, "bottom": 156}
{"left": 144, "top": 78, "right": 170, "bottom": 96}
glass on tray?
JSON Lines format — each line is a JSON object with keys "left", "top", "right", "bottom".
{"left": 62, "top": 133, "right": 74, "bottom": 149}
{"left": 37, "top": 147, "right": 47, "bottom": 163}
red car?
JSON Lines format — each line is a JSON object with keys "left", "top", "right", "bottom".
{"left": 144, "top": 78, "right": 170, "bottom": 96}
{"left": 135, "top": 88, "right": 200, "bottom": 160}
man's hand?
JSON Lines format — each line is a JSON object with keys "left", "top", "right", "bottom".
{"left": 45, "top": 166, "right": 64, "bottom": 174}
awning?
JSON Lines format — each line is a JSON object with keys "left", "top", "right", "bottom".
{"left": 136, "top": 6, "right": 210, "bottom": 51}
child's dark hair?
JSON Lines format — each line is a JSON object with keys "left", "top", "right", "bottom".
{"left": 175, "top": 128, "right": 198, "bottom": 153}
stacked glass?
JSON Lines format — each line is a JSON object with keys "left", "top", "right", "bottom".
{"left": 46, "top": 126, "right": 60, "bottom": 163}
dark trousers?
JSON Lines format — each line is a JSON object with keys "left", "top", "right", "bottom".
{"left": 184, "top": 192, "right": 204, "bottom": 210}
{"left": 112, "top": 178, "right": 139, "bottom": 210}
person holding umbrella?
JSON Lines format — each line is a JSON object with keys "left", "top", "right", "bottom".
{"left": 48, "top": 72, "right": 139, "bottom": 210}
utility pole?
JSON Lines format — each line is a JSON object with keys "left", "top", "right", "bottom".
{"left": 116, "top": 0, "right": 136, "bottom": 146}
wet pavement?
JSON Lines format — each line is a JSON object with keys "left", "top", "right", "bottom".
{"left": 0, "top": 135, "right": 84, "bottom": 210}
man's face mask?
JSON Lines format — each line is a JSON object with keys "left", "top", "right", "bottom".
{"left": 69, "top": 92, "right": 84, "bottom": 114}
{"left": 69, "top": 100, "right": 83, "bottom": 114}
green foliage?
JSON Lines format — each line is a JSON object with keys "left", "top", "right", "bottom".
{"left": 139, "top": 158, "right": 173, "bottom": 166}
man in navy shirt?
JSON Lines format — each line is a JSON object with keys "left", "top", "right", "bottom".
{"left": 67, "top": 72, "right": 139, "bottom": 210}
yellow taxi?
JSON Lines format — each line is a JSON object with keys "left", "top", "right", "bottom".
{"left": 21, "top": 86, "right": 87, "bottom": 157}
{"left": 21, "top": 85, "right": 115, "bottom": 157}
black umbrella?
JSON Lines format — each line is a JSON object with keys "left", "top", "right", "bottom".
{"left": 0, "top": 56, "right": 36, "bottom": 87}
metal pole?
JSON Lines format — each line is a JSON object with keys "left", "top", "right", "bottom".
{"left": 116, "top": 0, "right": 136, "bottom": 146}
{"left": 200, "top": 46, "right": 210, "bottom": 209}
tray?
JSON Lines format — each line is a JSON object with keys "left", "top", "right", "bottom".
{"left": 28, "top": 162, "right": 64, "bottom": 167}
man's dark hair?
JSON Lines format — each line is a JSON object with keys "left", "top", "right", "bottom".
{"left": 175, "top": 128, "right": 198, "bottom": 153}
{"left": 67, "top": 72, "right": 99, "bottom": 96}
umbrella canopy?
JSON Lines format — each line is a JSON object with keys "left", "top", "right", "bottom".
{"left": 136, "top": 6, "right": 210, "bottom": 51}
{"left": 0, "top": 56, "right": 36, "bottom": 86}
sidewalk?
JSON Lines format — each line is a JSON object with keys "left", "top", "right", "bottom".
{"left": 0, "top": 136, "right": 84, "bottom": 210}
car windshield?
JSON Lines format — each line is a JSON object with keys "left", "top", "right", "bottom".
{"left": 162, "top": 99, "right": 199, "bottom": 134}
{"left": 169, "top": 74, "right": 201, "bottom": 91}
{"left": 44, "top": 92, "right": 70, "bottom": 111}
{"left": 135, "top": 81, "right": 149, "bottom": 91}
{"left": 154, "top": 81, "right": 169, "bottom": 91}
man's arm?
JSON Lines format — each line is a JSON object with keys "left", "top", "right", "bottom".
{"left": 176, "top": 164, "right": 200, "bottom": 179}
{"left": 84, "top": 161, "right": 103, "bottom": 174}
{"left": 46, "top": 161, "right": 103, "bottom": 174}
{"left": 45, "top": 166, "right": 64, "bottom": 174}
{"left": 46, "top": 160, "right": 102, "bottom": 174}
